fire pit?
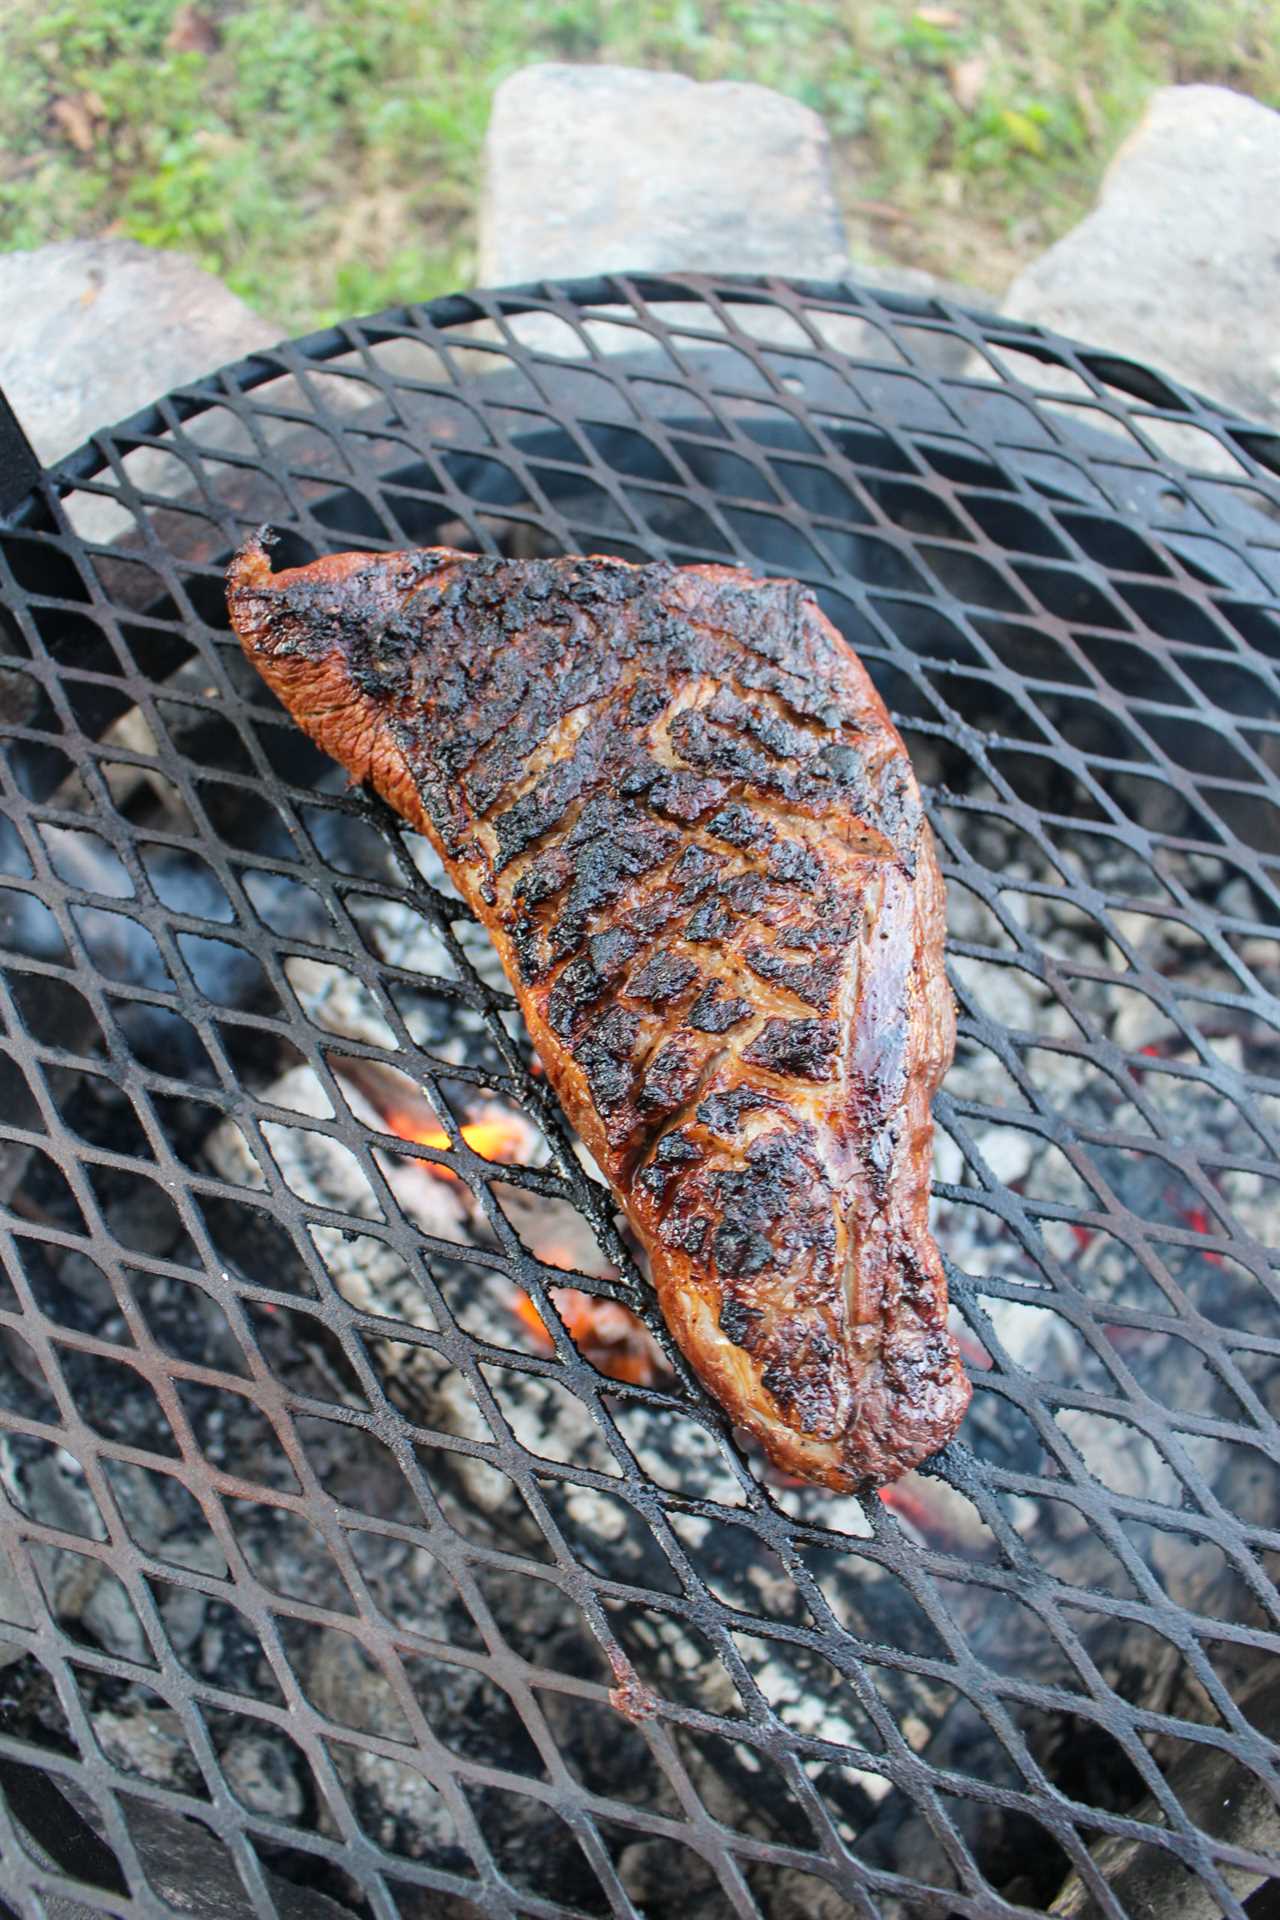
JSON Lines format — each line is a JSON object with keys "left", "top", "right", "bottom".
{"left": 0, "top": 272, "right": 1277, "bottom": 1920}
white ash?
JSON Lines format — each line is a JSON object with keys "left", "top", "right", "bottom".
{"left": 283, "top": 829, "right": 513, "bottom": 1067}
{"left": 931, "top": 808, "right": 1280, "bottom": 1696}
{"left": 301, "top": 1574, "right": 504, "bottom": 1866}
{"left": 492, "top": 1372, "right": 625, "bottom": 1478}
{"left": 0, "top": 1443, "right": 149, "bottom": 1663}
{"left": 202, "top": 1031, "right": 783, "bottom": 1813}
{"left": 157, "top": 1579, "right": 208, "bottom": 1658}
{"left": 937, "top": 822, "right": 1272, "bottom": 1288}
{"left": 94, "top": 1706, "right": 202, "bottom": 1793}
{"left": 4, "top": 1436, "right": 233, "bottom": 1679}
{"left": 209, "top": 1062, "right": 483, "bottom": 1294}
{"left": 327, "top": 1746, "right": 459, "bottom": 1861}
{"left": 207, "top": 902, "right": 665, "bottom": 1544}
{"left": 17, "top": 735, "right": 1265, "bottom": 1901}
{"left": 607, "top": 1401, "right": 748, "bottom": 1509}
{"left": 206, "top": 1057, "right": 638, "bottom": 1524}
{"left": 221, "top": 1732, "right": 306, "bottom": 1823}
{"left": 52, "top": 1554, "right": 150, "bottom": 1667}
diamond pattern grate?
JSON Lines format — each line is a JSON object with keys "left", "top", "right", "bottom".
{"left": 0, "top": 274, "right": 1275, "bottom": 1919}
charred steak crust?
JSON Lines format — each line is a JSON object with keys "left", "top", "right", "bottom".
{"left": 227, "top": 535, "right": 969, "bottom": 1489}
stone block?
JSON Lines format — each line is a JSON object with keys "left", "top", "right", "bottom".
{"left": 1002, "top": 86, "right": 1280, "bottom": 427}
{"left": 479, "top": 63, "right": 847, "bottom": 287}
{"left": 0, "top": 238, "right": 279, "bottom": 468}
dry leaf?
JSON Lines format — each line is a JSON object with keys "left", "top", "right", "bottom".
{"left": 948, "top": 54, "right": 988, "bottom": 113}
{"left": 851, "top": 199, "right": 912, "bottom": 224}
{"left": 166, "top": 4, "right": 219, "bottom": 53}
{"left": 916, "top": 6, "right": 963, "bottom": 25}
{"left": 1075, "top": 75, "right": 1103, "bottom": 141}
{"left": 51, "top": 96, "right": 96, "bottom": 153}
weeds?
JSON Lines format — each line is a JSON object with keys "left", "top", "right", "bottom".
{"left": 1, "top": 0, "right": 1277, "bottom": 328}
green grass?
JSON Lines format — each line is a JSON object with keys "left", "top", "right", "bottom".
{"left": 1, "top": 0, "right": 1278, "bottom": 331}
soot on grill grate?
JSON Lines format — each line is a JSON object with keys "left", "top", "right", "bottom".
{"left": 0, "top": 275, "right": 1278, "bottom": 1920}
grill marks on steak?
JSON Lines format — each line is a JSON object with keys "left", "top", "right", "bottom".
{"left": 227, "top": 538, "right": 970, "bottom": 1489}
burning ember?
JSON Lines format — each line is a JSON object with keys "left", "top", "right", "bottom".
{"left": 332, "top": 1056, "right": 667, "bottom": 1384}
{"left": 386, "top": 1109, "right": 529, "bottom": 1178}
{"left": 337, "top": 1056, "right": 530, "bottom": 1176}
{"left": 508, "top": 1282, "right": 667, "bottom": 1386}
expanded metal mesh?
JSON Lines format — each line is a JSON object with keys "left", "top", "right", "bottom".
{"left": 0, "top": 274, "right": 1277, "bottom": 1920}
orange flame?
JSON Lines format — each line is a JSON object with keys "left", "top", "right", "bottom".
{"left": 383, "top": 1109, "right": 528, "bottom": 1180}
{"left": 377, "top": 1088, "right": 662, "bottom": 1386}
{"left": 509, "top": 1278, "right": 665, "bottom": 1387}
{"left": 511, "top": 1289, "right": 555, "bottom": 1346}
{"left": 879, "top": 1483, "right": 937, "bottom": 1536}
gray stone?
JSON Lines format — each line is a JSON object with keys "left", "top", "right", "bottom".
{"left": 1003, "top": 86, "right": 1280, "bottom": 427}
{"left": 478, "top": 63, "right": 847, "bottom": 287}
{"left": 0, "top": 238, "right": 278, "bottom": 468}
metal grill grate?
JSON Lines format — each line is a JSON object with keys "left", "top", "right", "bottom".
{"left": 0, "top": 273, "right": 1277, "bottom": 1920}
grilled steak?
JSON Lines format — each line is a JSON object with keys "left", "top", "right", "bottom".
{"left": 227, "top": 535, "right": 969, "bottom": 1488}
